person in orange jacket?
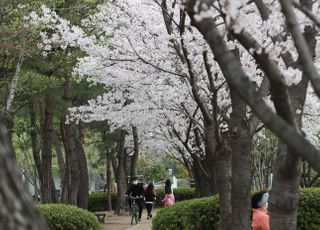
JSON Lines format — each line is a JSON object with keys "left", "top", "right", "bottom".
{"left": 251, "top": 190, "right": 269, "bottom": 230}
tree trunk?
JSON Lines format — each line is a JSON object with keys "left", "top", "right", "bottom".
{"left": 114, "top": 129, "right": 127, "bottom": 215}
{"left": 66, "top": 123, "right": 80, "bottom": 205}
{"left": 229, "top": 89, "right": 252, "bottom": 230}
{"left": 40, "top": 97, "right": 56, "bottom": 203}
{"left": 106, "top": 149, "right": 113, "bottom": 211}
{"left": 77, "top": 123, "right": 89, "bottom": 209}
{"left": 205, "top": 121, "right": 231, "bottom": 230}
{"left": 0, "top": 119, "right": 49, "bottom": 229}
{"left": 270, "top": 22, "right": 315, "bottom": 229}
{"left": 52, "top": 132, "right": 65, "bottom": 199}
{"left": 191, "top": 157, "right": 212, "bottom": 197}
{"left": 30, "top": 106, "right": 42, "bottom": 181}
{"left": 130, "top": 126, "right": 139, "bottom": 178}
{"left": 60, "top": 120, "right": 71, "bottom": 203}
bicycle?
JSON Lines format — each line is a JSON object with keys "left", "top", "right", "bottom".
{"left": 129, "top": 196, "right": 140, "bottom": 225}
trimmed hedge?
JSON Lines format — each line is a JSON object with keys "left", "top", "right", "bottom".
{"left": 297, "top": 188, "right": 320, "bottom": 230}
{"left": 88, "top": 192, "right": 117, "bottom": 212}
{"left": 156, "top": 188, "right": 195, "bottom": 202}
{"left": 153, "top": 196, "right": 219, "bottom": 230}
{"left": 39, "top": 204, "right": 100, "bottom": 230}
{"left": 88, "top": 188, "right": 196, "bottom": 211}
{"left": 153, "top": 188, "right": 320, "bottom": 230}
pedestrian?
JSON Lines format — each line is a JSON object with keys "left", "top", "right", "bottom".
{"left": 144, "top": 182, "right": 156, "bottom": 219}
{"left": 251, "top": 190, "right": 270, "bottom": 230}
{"left": 162, "top": 179, "right": 175, "bottom": 207}
{"left": 126, "top": 177, "right": 144, "bottom": 221}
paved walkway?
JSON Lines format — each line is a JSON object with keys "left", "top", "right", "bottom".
{"left": 102, "top": 210, "right": 155, "bottom": 230}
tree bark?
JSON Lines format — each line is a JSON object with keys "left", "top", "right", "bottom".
{"left": 0, "top": 119, "right": 49, "bottom": 229}
{"left": 130, "top": 126, "right": 139, "bottom": 178}
{"left": 229, "top": 88, "right": 252, "bottom": 230}
{"left": 270, "top": 19, "right": 315, "bottom": 229}
{"left": 30, "top": 106, "right": 42, "bottom": 182}
{"left": 77, "top": 123, "right": 89, "bottom": 209}
{"left": 114, "top": 129, "right": 127, "bottom": 215}
{"left": 60, "top": 120, "right": 71, "bottom": 203}
{"left": 40, "top": 97, "right": 56, "bottom": 203}
{"left": 52, "top": 132, "right": 65, "bottom": 199}
{"left": 106, "top": 149, "right": 113, "bottom": 211}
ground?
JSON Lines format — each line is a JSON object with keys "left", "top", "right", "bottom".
{"left": 102, "top": 210, "right": 156, "bottom": 230}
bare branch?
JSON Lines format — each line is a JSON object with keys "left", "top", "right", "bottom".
{"left": 279, "top": 0, "right": 320, "bottom": 98}
{"left": 127, "top": 38, "right": 188, "bottom": 78}
{"left": 292, "top": 0, "right": 320, "bottom": 28}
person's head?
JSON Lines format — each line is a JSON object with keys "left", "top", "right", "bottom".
{"left": 252, "top": 190, "right": 269, "bottom": 210}
{"left": 165, "top": 179, "right": 172, "bottom": 194}
{"left": 131, "top": 177, "right": 138, "bottom": 185}
{"left": 147, "top": 182, "right": 154, "bottom": 190}
{"left": 146, "top": 182, "right": 154, "bottom": 193}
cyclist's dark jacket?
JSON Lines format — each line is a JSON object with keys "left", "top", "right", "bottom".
{"left": 126, "top": 183, "right": 144, "bottom": 197}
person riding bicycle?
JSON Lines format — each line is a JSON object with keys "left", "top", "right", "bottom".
{"left": 126, "top": 177, "right": 144, "bottom": 221}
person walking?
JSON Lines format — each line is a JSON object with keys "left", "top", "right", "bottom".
{"left": 126, "top": 177, "right": 144, "bottom": 221}
{"left": 251, "top": 190, "right": 270, "bottom": 230}
{"left": 162, "top": 179, "right": 175, "bottom": 207}
{"left": 144, "top": 182, "right": 156, "bottom": 219}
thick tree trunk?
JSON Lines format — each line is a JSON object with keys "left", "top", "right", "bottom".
{"left": 229, "top": 89, "right": 252, "bottom": 230}
{"left": 115, "top": 129, "right": 127, "bottom": 215}
{"left": 215, "top": 145, "right": 232, "bottom": 230}
{"left": 270, "top": 22, "right": 315, "bottom": 229}
{"left": 106, "top": 149, "right": 113, "bottom": 211}
{"left": 66, "top": 124, "right": 80, "bottom": 205}
{"left": 0, "top": 119, "right": 49, "bottom": 229}
{"left": 40, "top": 97, "right": 56, "bottom": 203}
{"left": 205, "top": 121, "right": 231, "bottom": 230}
{"left": 130, "top": 126, "right": 139, "bottom": 178}
{"left": 77, "top": 123, "right": 89, "bottom": 209}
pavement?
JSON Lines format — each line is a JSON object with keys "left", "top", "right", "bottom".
{"left": 102, "top": 210, "right": 155, "bottom": 230}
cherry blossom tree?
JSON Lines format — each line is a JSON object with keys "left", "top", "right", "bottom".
{"left": 30, "top": 0, "right": 320, "bottom": 229}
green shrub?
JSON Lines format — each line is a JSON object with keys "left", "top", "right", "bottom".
{"left": 88, "top": 192, "right": 117, "bottom": 212}
{"left": 88, "top": 188, "right": 196, "bottom": 211}
{"left": 153, "top": 196, "right": 219, "bottom": 230}
{"left": 297, "top": 188, "right": 320, "bottom": 230}
{"left": 156, "top": 188, "right": 195, "bottom": 202}
{"left": 39, "top": 204, "right": 100, "bottom": 230}
{"left": 153, "top": 188, "right": 320, "bottom": 230}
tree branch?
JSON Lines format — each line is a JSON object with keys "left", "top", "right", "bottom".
{"left": 184, "top": 0, "right": 320, "bottom": 173}
{"left": 279, "top": 0, "right": 320, "bottom": 98}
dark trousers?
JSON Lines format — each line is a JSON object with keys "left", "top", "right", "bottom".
{"left": 145, "top": 203, "right": 153, "bottom": 217}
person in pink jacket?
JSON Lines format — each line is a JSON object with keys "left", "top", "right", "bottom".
{"left": 162, "top": 179, "right": 175, "bottom": 207}
{"left": 251, "top": 190, "right": 269, "bottom": 230}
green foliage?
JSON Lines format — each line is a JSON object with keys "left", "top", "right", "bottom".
{"left": 155, "top": 188, "right": 195, "bottom": 204}
{"left": 152, "top": 196, "right": 219, "bottom": 230}
{"left": 88, "top": 188, "right": 196, "bottom": 212}
{"left": 153, "top": 188, "right": 320, "bottom": 230}
{"left": 297, "top": 188, "right": 320, "bottom": 230}
{"left": 38, "top": 204, "right": 100, "bottom": 230}
{"left": 88, "top": 192, "right": 117, "bottom": 212}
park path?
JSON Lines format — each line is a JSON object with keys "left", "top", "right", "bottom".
{"left": 102, "top": 210, "right": 156, "bottom": 230}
